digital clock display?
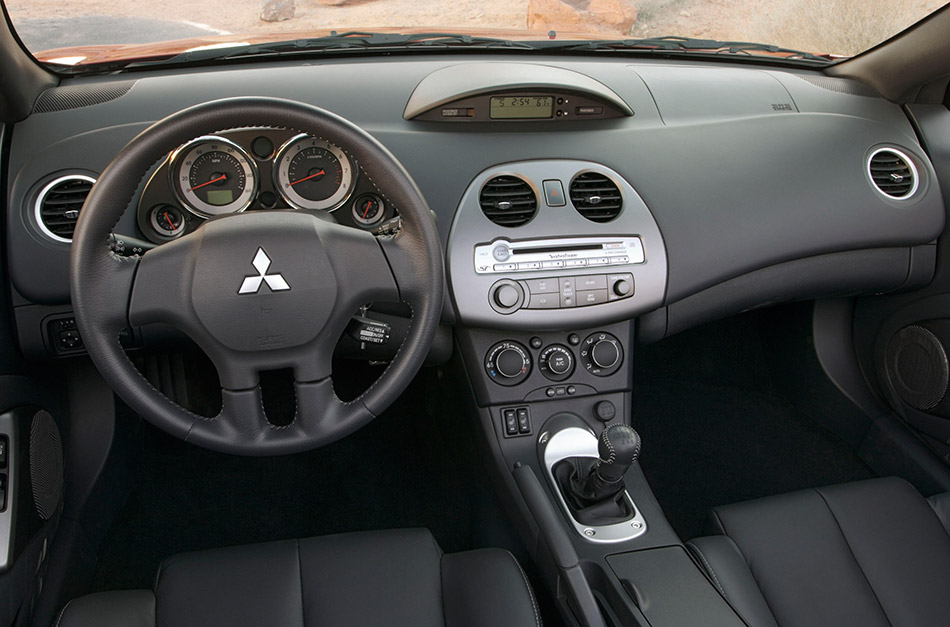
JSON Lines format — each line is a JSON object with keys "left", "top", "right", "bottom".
{"left": 490, "top": 96, "right": 554, "bottom": 119}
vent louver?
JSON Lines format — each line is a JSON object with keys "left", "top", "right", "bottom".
{"left": 35, "top": 175, "right": 95, "bottom": 242}
{"left": 868, "top": 149, "right": 917, "bottom": 200}
{"left": 479, "top": 175, "right": 538, "bottom": 227}
{"left": 570, "top": 172, "right": 623, "bottom": 223}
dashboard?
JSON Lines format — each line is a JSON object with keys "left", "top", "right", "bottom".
{"left": 4, "top": 55, "right": 947, "bottom": 359}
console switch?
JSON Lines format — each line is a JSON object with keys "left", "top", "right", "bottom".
{"left": 501, "top": 406, "right": 532, "bottom": 437}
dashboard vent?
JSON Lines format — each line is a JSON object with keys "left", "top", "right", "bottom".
{"left": 35, "top": 175, "right": 96, "bottom": 242}
{"left": 868, "top": 148, "right": 917, "bottom": 200}
{"left": 570, "top": 172, "right": 622, "bottom": 222}
{"left": 479, "top": 176, "right": 538, "bottom": 227}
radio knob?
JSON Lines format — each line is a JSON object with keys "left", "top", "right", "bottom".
{"left": 591, "top": 339, "right": 621, "bottom": 369}
{"left": 613, "top": 279, "right": 632, "bottom": 297}
{"left": 494, "top": 284, "right": 521, "bottom": 309}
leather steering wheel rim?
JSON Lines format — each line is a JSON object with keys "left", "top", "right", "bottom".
{"left": 70, "top": 97, "right": 444, "bottom": 455}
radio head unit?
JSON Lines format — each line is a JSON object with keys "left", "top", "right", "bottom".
{"left": 474, "top": 236, "right": 645, "bottom": 275}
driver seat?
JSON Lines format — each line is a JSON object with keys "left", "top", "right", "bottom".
{"left": 56, "top": 529, "right": 541, "bottom": 627}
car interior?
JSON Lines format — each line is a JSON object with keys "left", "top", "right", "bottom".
{"left": 1, "top": 2, "right": 950, "bottom": 626}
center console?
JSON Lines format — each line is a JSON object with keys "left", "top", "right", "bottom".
{"left": 449, "top": 161, "right": 745, "bottom": 626}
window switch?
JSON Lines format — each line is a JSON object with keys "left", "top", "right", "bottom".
{"left": 0, "top": 436, "right": 6, "bottom": 468}
{"left": 0, "top": 474, "right": 6, "bottom": 511}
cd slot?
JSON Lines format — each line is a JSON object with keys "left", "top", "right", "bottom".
{"left": 512, "top": 243, "right": 603, "bottom": 255}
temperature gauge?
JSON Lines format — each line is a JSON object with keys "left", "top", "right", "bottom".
{"left": 352, "top": 194, "right": 385, "bottom": 226}
{"left": 149, "top": 204, "right": 185, "bottom": 238}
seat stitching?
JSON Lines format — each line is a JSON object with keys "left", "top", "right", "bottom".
{"left": 296, "top": 539, "right": 307, "bottom": 627}
{"left": 53, "top": 600, "right": 72, "bottom": 627}
{"left": 685, "top": 542, "right": 726, "bottom": 595}
{"left": 506, "top": 550, "right": 542, "bottom": 627}
{"left": 814, "top": 487, "right": 894, "bottom": 627}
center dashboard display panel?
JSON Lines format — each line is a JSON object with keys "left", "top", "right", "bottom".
{"left": 489, "top": 96, "right": 554, "bottom": 119}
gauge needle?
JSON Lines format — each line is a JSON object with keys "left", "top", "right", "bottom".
{"left": 163, "top": 212, "right": 175, "bottom": 229}
{"left": 362, "top": 201, "right": 373, "bottom": 218}
{"left": 289, "top": 170, "right": 325, "bottom": 186}
{"left": 188, "top": 174, "right": 227, "bottom": 191}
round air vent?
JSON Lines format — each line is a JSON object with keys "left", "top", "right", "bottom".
{"left": 479, "top": 175, "right": 538, "bottom": 227}
{"left": 868, "top": 148, "right": 918, "bottom": 200}
{"left": 570, "top": 172, "right": 622, "bottom": 223}
{"left": 34, "top": 174, "right": 96, "bottom": 242}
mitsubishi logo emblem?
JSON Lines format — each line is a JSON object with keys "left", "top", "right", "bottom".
{"left": 238, "top": 248, "right": 291, "bottom": 295}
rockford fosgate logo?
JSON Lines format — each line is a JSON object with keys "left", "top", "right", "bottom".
{"left": 238, "top": 248, "right": 291, "bottom": 295}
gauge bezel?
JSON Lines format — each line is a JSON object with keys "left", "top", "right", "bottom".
{"left": 273, "top": 134, "right": 355, "bottom": 211}
{"left": 351, "top": 194, "right": 385, "bottom": 226}
{"left": 169, "top": 135, "right": 259, "bottom": 218}
{"left": 148, "top": 204, "right": 186, "bottom": 238}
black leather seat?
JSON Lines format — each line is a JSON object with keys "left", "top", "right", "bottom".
{"left": 688, "top": 477, "right": 950, "bottom": 627}
{"left": 56, "top": 529, "right": 541, "bottom": 627}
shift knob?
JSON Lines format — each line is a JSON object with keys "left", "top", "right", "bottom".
{"left": 595, "top": 424, "right": 641, "bottom": 483}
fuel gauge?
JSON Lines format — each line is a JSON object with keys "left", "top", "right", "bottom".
{"left": 352, "top": 194, "right": 385, "bottom": 227}
{"left": 149, "top": 204, "right": 185, "bottom": 238}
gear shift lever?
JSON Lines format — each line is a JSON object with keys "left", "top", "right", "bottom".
{"left": 552, "top": 423, "right": 642, "bottom": 525}
{"left": 584, "top": 423, "right": 641, "bottom": 498}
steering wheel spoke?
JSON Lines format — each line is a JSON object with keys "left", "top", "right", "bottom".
{"left": 128, "top": 235, "right": 198, "bottom": 329}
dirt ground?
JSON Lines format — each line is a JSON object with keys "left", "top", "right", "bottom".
{"left": 6, "top": 0, "right": 947, "bottom": 57}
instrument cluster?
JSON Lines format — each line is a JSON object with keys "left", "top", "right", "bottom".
{"left": 136, "top": 127, "right": 395, "bottom": 244}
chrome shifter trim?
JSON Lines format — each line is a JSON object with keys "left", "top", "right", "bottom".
{"left": 541, "top": 426, "right": 647, "bottom": 543}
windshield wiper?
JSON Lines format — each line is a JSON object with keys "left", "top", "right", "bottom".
{"left": 116, "top": 31, "right": 538, "bottom": 69}
{"left": 550, "top": 36, "right": 831, "bottom": 62}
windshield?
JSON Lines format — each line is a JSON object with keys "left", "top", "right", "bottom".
{"left": 4, "top": 0, "right": 947, "bottom": 68}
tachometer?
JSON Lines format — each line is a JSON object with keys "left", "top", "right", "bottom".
{"left": 169, "top": 136, "right": 258, "bottom": 217}
{"left": 274, "top": 134, "right": 354, "bottom": 211}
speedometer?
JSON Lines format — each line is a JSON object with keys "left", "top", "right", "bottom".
{"left": 169, "top": 136, "right": 258, "bottom": 217}
{"left": 274, "top": 134, "right": 354, "bottom": 211}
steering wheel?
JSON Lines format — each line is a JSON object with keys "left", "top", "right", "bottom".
{"left": 70, "top": 98, "right": 444, "bottom": 455}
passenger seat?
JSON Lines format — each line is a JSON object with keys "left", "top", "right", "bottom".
{"left": 688, "top": 477, "right": 950, "bottom": 627}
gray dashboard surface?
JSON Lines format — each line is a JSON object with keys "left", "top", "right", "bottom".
{"left": 5, "top": 56, "right": 945, "bottom": 319}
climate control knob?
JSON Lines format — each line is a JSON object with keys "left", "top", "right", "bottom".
{"left": 591, "top": 339, "right": 621, "bottom": 369}
{"left": 539, "top": 344, "right": 575, "bottom": 381}
{"left": 579, "top": 332, "right": 624, "bottom": 377}
{"left": 485, "top": 341, "right": 532, "bottom": 386}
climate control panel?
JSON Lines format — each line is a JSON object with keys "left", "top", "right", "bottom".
{"left": 484, "top": 331, "right": 623, "bottom": 387}
{"left": 459, "top": 322, "right": 633, "bottom": 407}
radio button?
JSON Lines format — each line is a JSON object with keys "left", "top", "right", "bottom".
{"left": 527, "top": 278, "right": 559, "bottom": 294}
{"left": 576, "top": 289, "right": 609, "bottom": 305}
{"left": 577, "top": 275, "right": 608, "bottom": 290}
{"left": 565, "top": 259, "right": 587, "bottom": 267}
{"left": 518, "top": 261, "right": 541, "bottom": 270}
{"left": 609, "top": 256, "right": 629, "bottom": 264}
{"left": 541, "top": 260, "right": 564, "bottom": 269}
{"left": 590, "top": 257, "right": 610, "bottom": 266}
{"left": 528, "top": 294, "right": 559, "bottom": 309}
{"left": 493, "top": 263, "right": 517, "bottom": 271}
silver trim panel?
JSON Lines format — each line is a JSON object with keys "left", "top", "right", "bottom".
{"left": 541, "top": 426, "right": 647, "bottom": 544}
